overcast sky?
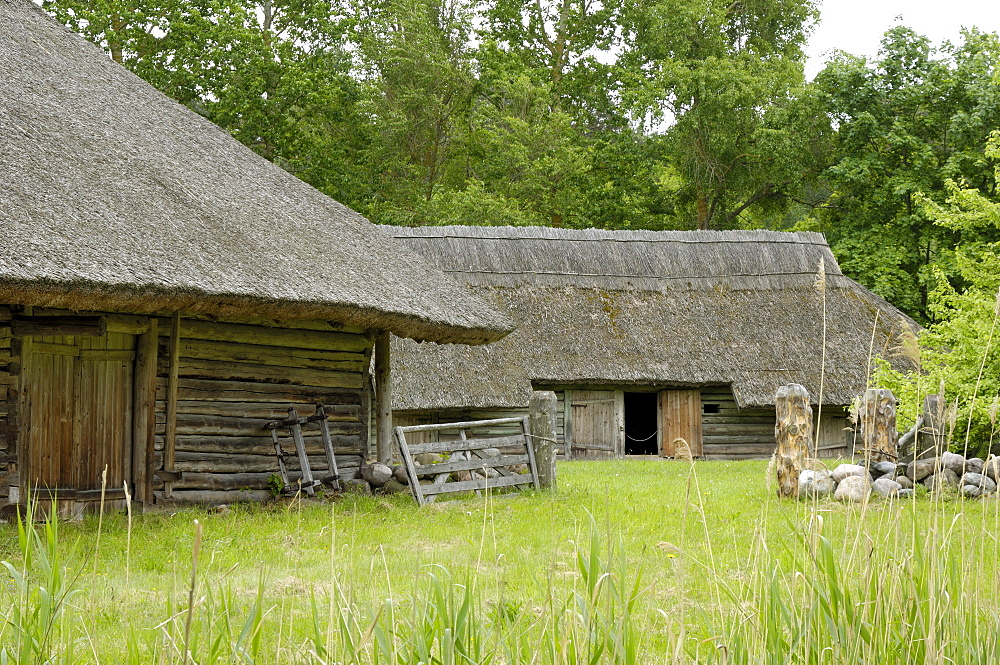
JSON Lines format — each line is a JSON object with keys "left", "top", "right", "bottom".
{"left": 805, "top": 0, "right": 1000, "bottom": 78}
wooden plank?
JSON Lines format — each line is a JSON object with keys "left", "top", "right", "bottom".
{"left": 166, "top": 400, "right": 360, "bottom": 420}
{"left": 419, "top": 474, "right": 532, "bottom": 496}
{"left": 11, "top": 316, "right": 106, "bottom": 337}
{"left": 174, "top": 338, "right": 367, "bottom": 370}
{"left": 31, "top": 342, "right": 79, "bottom": 356}
{"left": 569, "top": 390, "right": 617, "bottom": 459}
{"left": 160, "top": 434, "right": 364, "bottom": 456}
{"left": 158, "top": 319, "right": 370, "bottom": 352}
{"left": 156, "top": 379, "right": 362, "bottom": 404}
{"left": 80, "top": 350, "right": 135, "bottom": 362}
{"left": 661, "top": 390, "right": 703, "bottom": 457}
{"left": 562, "top": 389, "right": 573, "bottom": 460}
{"left": 161, "top": 358, "right": 363, "bottom": 389}
{"left": 398, "top": 417, "right": 525, "bottom": 433}
{"left": 405, "top": 434, "right": 526, "bottom": 455}
{"left": 396, "top": 427, "right": 425, "bottom": 505}
{"left": 164, "top": 312, "right": 181, "bottom": 497}
{"left": 132, "top": 320, "right": 158, "bottom": 503}
{"left": 154, "top": 413, "right": 365, "bottom": 437}
{"left": 105, "top": 315, "right": 151, "bottom": 335}
{"left": 411, "top": 455, "right": 530, "bottom": 476}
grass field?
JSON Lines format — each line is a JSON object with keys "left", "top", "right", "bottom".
{"left": 2, "top": 459, "right": 999, "bottom": 663}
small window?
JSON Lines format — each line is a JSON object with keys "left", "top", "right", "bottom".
{"left": 703, "top": 403, "right": 721, "bottom": 414}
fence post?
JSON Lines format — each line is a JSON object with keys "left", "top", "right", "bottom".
{"left": 775, "top": 384, "right": 812, "bottom": 498}
{"left": 861, "top": 388, "right": 898, "bottom": 464}
{"left": 529, "top": 391, "right": 558, "bottom": 490}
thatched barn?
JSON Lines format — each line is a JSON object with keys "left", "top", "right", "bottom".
{"left": 0, "top": 0, "right": 511, "bottom": 512}
{"left": 389, "top": 226, "right": 917, "bottom": 460}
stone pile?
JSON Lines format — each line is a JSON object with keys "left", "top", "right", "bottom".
{"left": 798, "top": 453, "right": 1000, "bottom": 502}
{"left": 343, "top": 449, "right": 518, "bottom": 495}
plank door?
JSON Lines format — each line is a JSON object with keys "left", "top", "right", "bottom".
{"left": 659, "top": 390, "right": 703, "bottom": 458}
{"left": 569, "top": 390, "right": 624, "bottom": 459}
{"left": 22, "top": 333, "right": 135, "bottom": 493}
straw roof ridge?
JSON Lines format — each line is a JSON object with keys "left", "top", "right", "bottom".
{"left": 388, "top": 225, "right": 919, "bottom": 411}
{"left": 0, "top": 0, "right": 511, "bottom": 344}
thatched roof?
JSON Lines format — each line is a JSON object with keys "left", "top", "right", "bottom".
{"left": 0, "top": 0, "right": 511, "bottom": 345}
{"left": 389, "top": 226, "right": 918, "bottom": 410}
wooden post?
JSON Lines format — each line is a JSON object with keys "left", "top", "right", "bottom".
{"left": 774, "top": 383, "right": 812, "bottom": 499}
{"left": 562, "top": 389, "right": 573, "bottom": 460}
{"left": 164, "top": 312, "right": 181, "bottom": 498}
{"left": 529, "top": 390, "right": 558, "bottom": 490}
{"left": 374, "top": 330, "right": 392, "bottom": 465}
{"left": 131, "top": 318, "right": 157, "bottom": 504}
{"left": 898, "top": 394, "right": 945, "bottom": 460}
{"left": 860, "top": 388, "right": 898, "bottom": 464}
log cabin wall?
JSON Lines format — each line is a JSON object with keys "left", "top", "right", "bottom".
{"left": 0, "top": 306, "right": 17, "bottom": 501}
{"left": 153, "top": 317, "right": 374, "bottom": 504}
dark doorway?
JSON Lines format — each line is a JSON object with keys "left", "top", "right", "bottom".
{"left": 625, "top": 392, "right": 659, "bottom": 455}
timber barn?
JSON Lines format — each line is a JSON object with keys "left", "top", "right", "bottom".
{"left": 0, "top": 0, "right": 511, "bottom": 512}
{"left": 389, "top": 226, "right": 917, "bottom": 460}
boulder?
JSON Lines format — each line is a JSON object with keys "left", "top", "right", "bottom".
{"left": 382, "top": 479, "right": 409, "bottom": 494}
{"left": 962, "top": 484, "right": 989, "bottom": 498}
{"left": 924, "top": 468, "right": 961, "bottom": 492}
{"left": 966, "top": 458, "right": 985, "bottom": 475}
{"left": 907, "top": 458, "right": 939, "bottom": 482}
{"left": 985, "top": 457, "right": 1000, "bottom": 483}
{"left": 871, "top": 461, "right": 897, "bottom": 479}
{"left": 484, "top": 467, "right": 501, "bottom": 479}
{"left": 832, "top": 464, "right": 867, "bottom": 483}
{"left": 392, "top": 465, "right": 410, "bottom": 484}
{"left": 451, "top": 470, "right": 473, "bottom": 482}
{"left": 414, "top": 453, "right": 443, "bottom": 466}
{"left": 342, "top": 479, "right": 371, "bottom": 495}
{"left": 798, "top": 470, "right": 836, "bottom": 499}
{"left": 872, "top": 477, "right": 902, "bottom": 498}
{"left": 834, "top": 475, "right": 871, "bottom": 503}
{"left": 942, "top": 451, "right": 966, "bottom": 475}
{"left": 961, "top": 472, "right": 997, "bottom": 493}
{"left": 896, "top": 476, "right": 914, "bottom": 490}
{"left": 360, "top": 463, "right": 393, "bottom": 487}
{"left": 480, "top": 448, "right": 502, "bottom": 458}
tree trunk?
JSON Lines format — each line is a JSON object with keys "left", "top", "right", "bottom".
{"left": 774, "top": 384, "right": 812, "bottom": 498}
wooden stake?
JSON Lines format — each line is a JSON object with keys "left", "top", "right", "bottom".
{"left": 374, "top": 330, "right": 392, "bottom": 465}
{"left": 860, "top": 388, "right": 899, "bottom": 464}
{"left": 132, "top": 318, "right": 158, "bottom": 503}
{"left": 774, "top": 384, "right": 812, "bottom": 499}
{"left": 529, "top": 390, "right": 558, "bottom": 490}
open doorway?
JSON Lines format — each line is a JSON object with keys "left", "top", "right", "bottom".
{"left": 624, "top": 392, "right": 658, "bottom": 455}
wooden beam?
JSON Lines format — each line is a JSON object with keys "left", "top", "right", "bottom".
{"left": 562, "top": 389, "right": 573, "bottom": 460}
{"left": 132, "top": 318, "right": 158, "bottom": 504}
{"left": 164, "top": 312, "right": 181, "bottom": 498}
{"left": 374, "top": 330, "right": 392, "bottom": 464}
{"left": 10, "top": 315, "right": 106, "bottom": 337}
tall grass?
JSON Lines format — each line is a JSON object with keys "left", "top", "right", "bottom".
{"left": 1, "top": 462, "right": 999, "bottom": 663}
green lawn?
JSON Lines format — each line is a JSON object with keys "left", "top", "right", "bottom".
{"left": 2, "top": 459, "right": 999, "bottom": 663}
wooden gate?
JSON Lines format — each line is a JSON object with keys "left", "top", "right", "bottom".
{"left": 570, "top": 390, "right": 623, "bottom": 458}
{"left": 659, "top": 390, "right": 703, "bottom": 457}
{"left": 22, "top": 333, "right": 136, "bottom": 497}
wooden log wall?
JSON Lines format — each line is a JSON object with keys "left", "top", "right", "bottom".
{"left": 0, "top": 306, "right": 18, "bottom": 502}
{"left": 153, "top": 317, "right": 373, "bottom": 503}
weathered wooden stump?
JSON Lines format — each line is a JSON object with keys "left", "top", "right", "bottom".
{"left": 898, "top": 394, "right": 945, "bottom": 461}
{"left": 774, "top": 384, "right": 813, "bottom": 498}
{"left": 529, "top": 391, "right": 558, "bottom": 490}
{"left": 861, "top": 388, "right": 898, "bottom": 464}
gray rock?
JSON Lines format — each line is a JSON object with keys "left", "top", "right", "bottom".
{"left": 942, "top": 451, "right": 967, "bottom": 475}
{"left": 872, "top": 477, "right": 902, "bottom": 498}
{"left": 392, "top": 464, "right": 410, "bottom": 484}
{"left": 924, "top": 468, "right": 961, "bottom": 491}
{"left": 962, "top": 484, "right": 989, "bottom": 498}
{"left": 896, "top": 476, "right": 914, "bottom": 489}
{"left": 480, "top": 448, "right": 502, "bottom": 458}
{"left": 896, "top": 489, "right": 915, "bottom": 499}
{"left": 834, "top": 475, "right": 871, "bottom": 502}
{"left": 985, "top": 457, "right": 1000, "bottom": 483}
{"left": 414, "top": 453, "right": 444, "bottom": 466}
{"left": 342, "top": 479, "right": 371, "bottom": 495}
{"left": 908, "top": 458, "right": 940, "bottom": 482}
{"left": 832, "top": 464, "right": 867, "bottom": 483}
{"left": 961, "top": 472, "right": 997, "bottom": 493}
{"left": 451, "top": 470, "right": 473, "bottom": 482}
{"left": 871, "top": 461, "right": 897, "bottom": 479}
{"left": 798, "top": 470, "right": 836, "bottom": 499}
{"left": 382, "top": 479, "right": 409, "bottom": 494}
{"left": 484, "top": 467, "right": 501, "bottom": 479}
{"left": 360, "top": 463, "right": 393, "bottom": 487}
{"left": 966, "top": 458, "right": 985, "bottom": 475}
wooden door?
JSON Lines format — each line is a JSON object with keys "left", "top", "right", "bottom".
{"left": 569, "top": 390, "right": 624, "bottom": 459}
{"left": 659, "top": 390, "right": 703, "bottom": 458}
{"left": 22, "top": 333, "right": 135, "bottom": 493}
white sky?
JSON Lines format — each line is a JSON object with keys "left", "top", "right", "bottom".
{"left": 806, "top": 0, "right": 1000, "bottom": 78}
